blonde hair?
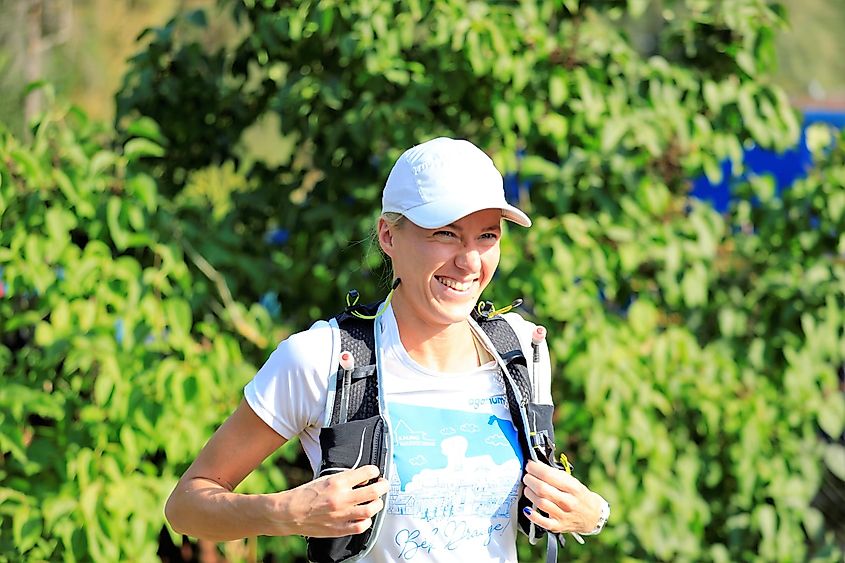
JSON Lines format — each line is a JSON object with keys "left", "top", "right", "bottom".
{"left": 368, "top": 212, "right": 406, "bottom": 286}
{"left": 380, "top": 212, "right": 406, "bottom": 228}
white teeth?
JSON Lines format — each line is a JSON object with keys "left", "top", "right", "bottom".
{"left": 437, "top": 277, "right": 473, "bottom": 291}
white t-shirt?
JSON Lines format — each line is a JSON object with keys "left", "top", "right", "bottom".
{"left": 245, "top": 305, "right": 551, "bottom": 562}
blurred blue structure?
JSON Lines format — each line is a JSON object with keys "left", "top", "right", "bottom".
{"left": 503, "top": 147, "right": 527, "bottom": 205}
{"left": 259, "top": 291, "right": 282, "bottom": 318}
{"left": 265, "top": 228, "right": 290, "bottom": 246}
{"left": 691, "top": 108, "right": 845, "bottom": 212}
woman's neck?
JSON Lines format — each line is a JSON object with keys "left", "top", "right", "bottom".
{"left": 390, "top": 299, "right": 480, "bottom": 373}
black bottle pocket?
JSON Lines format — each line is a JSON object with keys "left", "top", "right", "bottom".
{"left": 306, "top": 415, "right": 387, "bottom": 563}
{"left": 525, "top": 402, "right": 569, "bottom": 468}
{"left": 518, "top": 402, "right": 563, "bottom": 540}
{"left": 525, "top": 403, "right": 555, "bottom": 436}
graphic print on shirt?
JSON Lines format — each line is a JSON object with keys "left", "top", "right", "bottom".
{"left": 385, "top": 400, "right": 523, "bottom": 559}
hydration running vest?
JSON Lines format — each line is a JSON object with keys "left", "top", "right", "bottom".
{"left": 306, "top": 301, "right": 571, "bottom": 563}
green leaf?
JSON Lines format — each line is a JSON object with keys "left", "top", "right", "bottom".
{"left": 512, "top": 104, "right": 531, "bottom": 133}
{"left": 52, "top": 168, "right": 79, "bottom": 201}
{"left": 520, "top": 155, "right": 559, "bottom": 180}
{"left": 124, "top": 138, "right": 165, "bottom": 161}
{"left": 127, "top": 205, "right": 146, "bottom": 231}
{"left": 165, "top": 298, "right": 193, "bottom": 336}
{"left": 827, "top": 190, "right": 845, "bottom": 224}
{"left": 12, "top": 506, "right": 42, "bottom": 554}
{"left": 562, "top": 214, "right": 592, "bottom": 247}
{"left": 10, "top": 148, "right": 44, "bottom": 183}
{"left": 127, "top": 173, "right": 159, "bottom": 213}
{"left": 824, "top": 444, "right": 845, "bottom": 481}
{"left": 45, "top": 206, "right": 76, "bottom": 250}
{"left": 681, "top": 263, "right": 708, "bottom": 307}
{"left": 90, "top": 151, "right": 118, "bottom": 175}
{"left": 93, "top": 372, "right": 115, "bottom": 407}
{"left": 601, "top": 117, "right": 627, "bottom": 152}
{"left": 628, "top": 300, "right": 658, "bottom": 335}
{"left": 106, "top": 196, "right": 129, "bottom": 250}
{"left": 755, "top": 504, "right": 777, "bottom": 541}
{"left": 818, "top": 393, "right": 845, "bottom": 438}
{"left": 538, "top": 113, "right": 568, "bottom": 141}
{"left": 549, "top": 73, "right": 568, "bottom": 107}
{"left": 41, "top": 495, "right": 77, "bottom": 529}
{"left": 805, "top": 123, "right": 834, "bottom": 156}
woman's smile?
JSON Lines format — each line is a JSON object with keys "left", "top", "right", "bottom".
{"left": 433, "top": 275, "right": 478, "bottom": 294}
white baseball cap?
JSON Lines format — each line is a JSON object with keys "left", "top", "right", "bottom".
{"left": 381, "top": 137, "right": 532, "bottom": 229}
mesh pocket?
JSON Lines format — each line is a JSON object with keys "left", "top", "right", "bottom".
{"left": 307, "top": 415, "right": 386, "bottom": 563}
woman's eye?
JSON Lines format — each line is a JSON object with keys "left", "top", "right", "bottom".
{"left": 480, "top": 232, "right": 499, "bottom": 241}
{"left": 434, "top": 230, "right": 457, "bottom": 238}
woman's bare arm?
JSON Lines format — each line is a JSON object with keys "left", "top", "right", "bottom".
{"left": 165, "top": 399, "right": 389, "bottom": 542}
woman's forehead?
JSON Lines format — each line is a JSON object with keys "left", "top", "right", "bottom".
{"left": 435, "top": 209, "right": 503, "bottom": 230}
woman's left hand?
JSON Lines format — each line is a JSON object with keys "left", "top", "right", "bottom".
{"left": 521, "top": 460, "right": 604, "bottom": 535}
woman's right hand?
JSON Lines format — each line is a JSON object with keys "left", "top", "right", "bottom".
{"left": 273, "top": 464, "right": 390, "bottom": 537}
{"left": 166, "top": 402, "right": 391, "bottom": 542}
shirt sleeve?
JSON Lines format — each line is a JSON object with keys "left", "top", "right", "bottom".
{"left": 502, "top": 312, "right": 553, "bottom": 405}
{"left": 244, "top": 319, "right": 335, "bottom": 439}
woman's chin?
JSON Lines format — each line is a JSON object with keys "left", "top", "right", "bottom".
{"left": 431, "top": 299, "right": 478, "bottom": 325}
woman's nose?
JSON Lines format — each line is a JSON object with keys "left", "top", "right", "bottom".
{"left": 456, "top": 246, "right": 482, "bottom": 271}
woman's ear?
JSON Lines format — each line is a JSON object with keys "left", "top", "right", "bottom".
{"left": 377, "top": 217, "right": 395, "bottom": 258}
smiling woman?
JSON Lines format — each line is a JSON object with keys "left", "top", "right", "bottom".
{"left": 164, "top": 137, "right": 609, "bottom": 562}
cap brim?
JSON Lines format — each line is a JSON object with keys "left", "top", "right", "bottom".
{"left": 501, "top": 204, "right": 532, "bottom": 228}
{"left": 402, "top": 198, "right": 532, "bottom": 229}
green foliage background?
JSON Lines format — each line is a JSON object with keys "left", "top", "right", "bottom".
{"left": 2, "top": 0, "right": 844, "bottom": 561}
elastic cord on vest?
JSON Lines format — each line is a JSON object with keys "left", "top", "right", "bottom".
{"left": 476, "top": 298, "right": 524, "bottom": 319}
{"left": 348, "top": 278, "right": 402, "bottom": 320}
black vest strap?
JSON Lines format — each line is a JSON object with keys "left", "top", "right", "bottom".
{"left": 472, "top": 311, "right": 553, "bottom": 543}
{"left": 331, "top": 306, "right": 380, "bottom": 424}
{"left": 472, "top": 312, "right": 532, "bottom": 401}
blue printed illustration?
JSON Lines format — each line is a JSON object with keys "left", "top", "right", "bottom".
{"left": 386, "top": 401, "right": 523, "bottom": 523}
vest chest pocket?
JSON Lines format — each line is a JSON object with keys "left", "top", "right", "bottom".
{"left": 307, "top": 415, "right": 387, "bottom": 563}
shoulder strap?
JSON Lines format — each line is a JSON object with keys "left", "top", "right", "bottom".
{"left": 474, "top": 309, "right": 560, "bottom": 555}
{"left": 472, "top": 310, "right": 533, "bottom": 403}
{"left": 330, "top": 304, "right": 380, "bottom": 424}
